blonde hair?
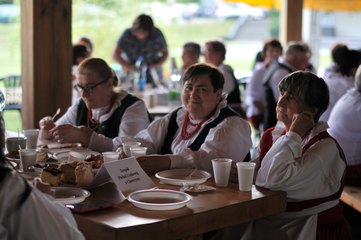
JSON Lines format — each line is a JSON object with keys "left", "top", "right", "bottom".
{"left": 77, "top": 58, "right": 118, "bottom": 86}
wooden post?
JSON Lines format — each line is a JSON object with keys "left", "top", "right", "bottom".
{"left": 20, "top": 0, "right": 72, "bottom": 129}
{"left": 280, "top": 0, "right": 303, "bottom": 46}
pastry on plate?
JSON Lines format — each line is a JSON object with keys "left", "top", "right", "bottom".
{"left": 75, "top": 162, "right": 94, "bottom": 187}
{"left": 41, "top": 166, "right": 63, "bottom": 186}
{"left": 59, "top": 161, "right": 78, "bottom": 184}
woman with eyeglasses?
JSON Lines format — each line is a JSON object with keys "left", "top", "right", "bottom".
{"left": 39, "top": 57, "right": 150, "bottom": 152}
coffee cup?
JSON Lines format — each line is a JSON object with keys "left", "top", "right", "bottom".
{"left": 6, "top": 137, "right": 27, "bottom": 154}
{"left": 19, "top": 149, "right": 37, "bottom": 172}
{"left": 23, "top": 129, "right": 40, "bottom": 149}
{"left": 212, "top": 158, "right": 232, "bottom": 187}
{"left": 123, "top": 142, "right": 141, "bottom": 157}
{"left": 129, "top": 146, "right": 147, "bottom": 158}
{"left": 236, "top": 162, "right": 256, "bottom": 191}
{"left": 102, "top": 152, "right": 119, "bottom": 163}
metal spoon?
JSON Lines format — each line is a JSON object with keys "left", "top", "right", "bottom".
{"left": 52, "top": 108, "right": 61, "bottom": 121}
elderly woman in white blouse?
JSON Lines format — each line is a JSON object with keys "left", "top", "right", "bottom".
{"left": 39, "top": 58, "right": 150, "bottom": 152}
{"left": 121, "top": 63, "right": 252, "bottom": 174}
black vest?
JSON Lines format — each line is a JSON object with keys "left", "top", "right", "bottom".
{"left": 160, "top": 107, "right": 250, "bottom": 162}
{"left": 263, "top": 61, "right": 293, "bottom": 130}
{"left": 224, "top": 65, "right": 242, "bottom": 105}
{"left": 76, "top": 94, "right": 140, "bottom": 138}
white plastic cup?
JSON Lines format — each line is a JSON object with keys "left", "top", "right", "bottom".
{"left": 23, "top": 129, "right": 40, "bottom": 149}
{"left": 236, "top": 162, "right": 256, "bottom": 191}
{"left": 6, "top": 137, "right": 27, "bottom": 153}
{"left": 102, "top": 152, "right": 119, "bottom": 163}
{"left": 129, "top": 146, "right": 147, "bottom": 158}
{"left": 123, "top": 142, "right": 141, "bottom": 157}
{"left": 212, "top": 158, "right": 232, "bottom": 187}
{"left": 67, "top": 151, "right": 85, "bottom": 162}
{"left": 19, "top": 149, "right": 37, "bottom": 172}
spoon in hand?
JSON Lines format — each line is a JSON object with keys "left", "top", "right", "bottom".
{"left": 52, "top": 108, "right": 61, "bottom": 121}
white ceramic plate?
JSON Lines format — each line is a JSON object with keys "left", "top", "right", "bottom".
{"left": 53, "top": 150, "right": 100, "bottom": 163}
{"left": 52, "top": 187, "right": 90, "bottom": 205}
{"left": 44, "top": 143, "right": 80, "bottom": 149}
{"left": 128, "top": 189, "right": 191, "bottom": 211}
{"left": 52, "top": 150, "right": 74, "bottom": 163}
{"left": 155, "top": 169, "right": 212, "bottom": 186}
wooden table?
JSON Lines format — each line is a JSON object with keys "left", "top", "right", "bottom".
{"left": 341, "top": 185, "right": 361, "bottom": 213}
{"left": 74, "top": 178, "right": 286, "bottom": 240}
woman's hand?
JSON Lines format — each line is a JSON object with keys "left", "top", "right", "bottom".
{"left": 289, "top": 112, "right": 315, "bottom": 137}
{"left": 39, "top": 116, "right": 55, "bottom": 140}
{"left": 49, "top": 124, "right": 92, "bottom": 147}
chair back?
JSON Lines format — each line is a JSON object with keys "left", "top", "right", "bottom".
{"left": 0, "top": 75, "right": 22, "bottom": 111}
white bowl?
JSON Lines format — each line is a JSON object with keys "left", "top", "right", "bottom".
{"left": 155, "top": 169, "right": 212, "bottom": 186}
{"left": 128, "top": 189, "right": 191, "bottom": 211}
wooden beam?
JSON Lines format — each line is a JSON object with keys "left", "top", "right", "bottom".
{"left": 280, "top": 0, "right": 303, "bottom": 45}
{"left": 20, "top": 0, "right": 72, "bottom": 129}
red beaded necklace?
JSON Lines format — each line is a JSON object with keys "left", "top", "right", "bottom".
{"left": 181, "top": 112, "right": 207, "bottom": 140}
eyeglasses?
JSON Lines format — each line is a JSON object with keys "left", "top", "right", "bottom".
{"left": 74, "top": 78, "right": 109, "bottom": 94}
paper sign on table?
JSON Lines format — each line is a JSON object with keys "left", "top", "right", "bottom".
{"left": 88, "top": 157, "right": 155, "bottom": 197}
{"left": 87, "top": 165, "right": 112, "bottom": 189}
{"left": 104, "top": 157, "right": 155, "bottom": 197}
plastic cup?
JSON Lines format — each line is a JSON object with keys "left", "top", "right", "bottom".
{"left": 236, "top": 162, "right": 256, "bottom": 191}
{"left": 19, "top": 149, "right": 37, "bottom": 172}
{"left": 102, "top": 152, "right": 119, "bottom": 163}
{"left": 123, "top": 142, "right": 141, "bottom": 157}
{"left": 129, "top": 146, "right": 147, "bottom": 158}
{"left": 6, "top": 137, "right": 27, "bottom": 153}
{"left": 67, "top": 151, "right": 85, "bottom": 162}
{"left": 212, "top": 158, "right": 232, "bottom": 187}
{"left": 23, "top": 129, "right": 40, "bottom": 149}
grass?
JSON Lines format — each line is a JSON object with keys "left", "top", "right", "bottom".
{"left": 2, "top": 110, "right": 22, "bottom": 132}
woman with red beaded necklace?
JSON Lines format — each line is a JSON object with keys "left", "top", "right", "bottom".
{"left": 121, "top": 63, "right": 252, "bottom": 175}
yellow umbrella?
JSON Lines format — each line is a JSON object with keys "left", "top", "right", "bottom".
{"left": 304, "top": 0, "right": 361, "bottom": 11}
{"left": 224, "top": 0, "right": 361, "bottom": 11}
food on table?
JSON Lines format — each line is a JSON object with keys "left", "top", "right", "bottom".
{"left": 75, "top": 162, "right": 94, "bottom": 187}
{"left": 85, "top": 154, "right": 104, "bottom": 168}
{"left": 41, "top": 165, "right": 63, "bottom": 186}
{"left": 5, "top": 150, "right": 20, "bottom": 159}
{"left": 39, "top": 153, "right": 103, "bottom": 187}
{"left": 59, "top": 161, "right": 78, "bottom": 184}
{"left": 36, "top": 150, "right": 49, "bottom": 164}
{"left": 40, "top": 143, "right": 79, "bottom": 149}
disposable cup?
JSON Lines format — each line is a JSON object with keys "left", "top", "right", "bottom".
{"left": 6, "top": 137, "right": 27, "bottom": 153}
{"left": 102, "top": 152, "right": 119, "bottom": 163}
{"left": 236, "top": 162, "right": 256, "bottom": 191}
{"left": 123, "top": 142, "right": 141, "bottom": 157}
{"left": 212, "top": 158, "right": 232, "bottom": 187}
{"left": 68, "top": 151, "right": 85, "bottom": 162}
{"left": 129, "top": 146, "right": 147, "bottom": 158}
{"left": 23, "top": 129, "right": 40, "bottom": 149}
{"left": 19, "top": 149, "right": 37, "bottom": 172}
